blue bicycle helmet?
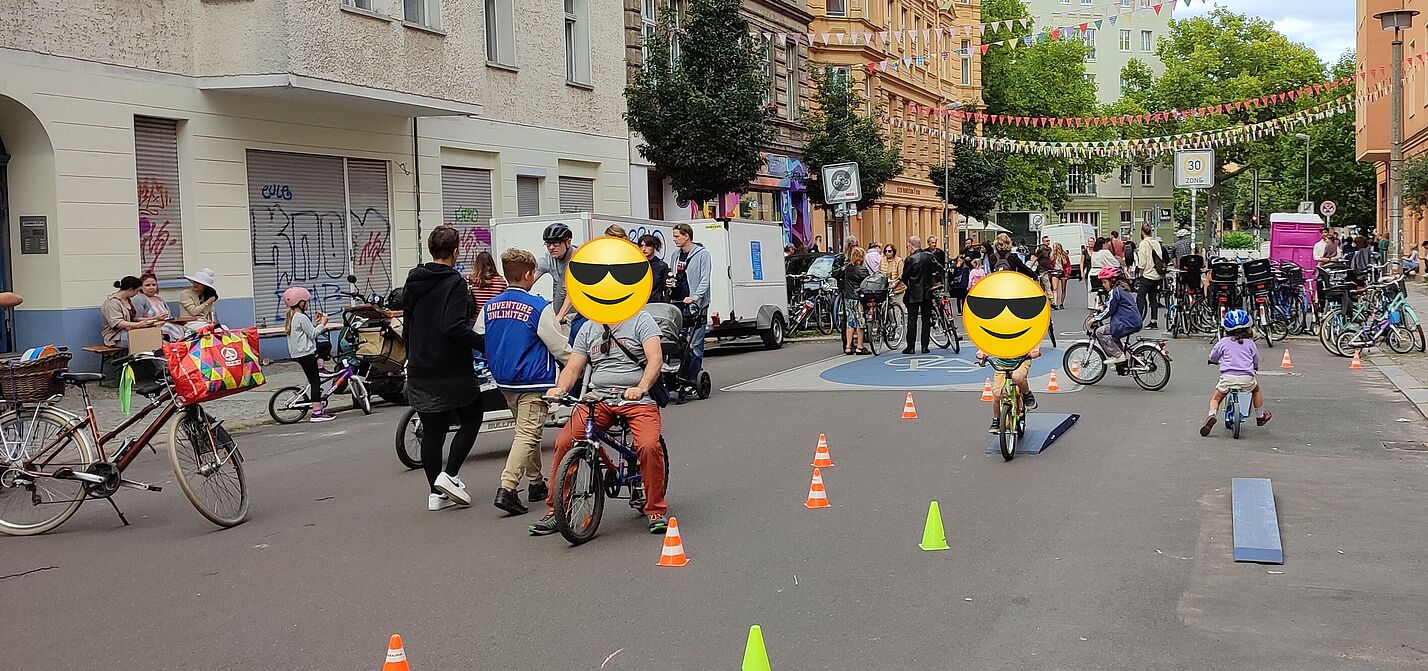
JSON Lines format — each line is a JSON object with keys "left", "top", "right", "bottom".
{"left": 1222, "top": 308, "right": 1251, "bottom": 331}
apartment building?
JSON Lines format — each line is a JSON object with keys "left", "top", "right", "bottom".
{"left": 0, "top": 0, "right": 630, "bottom": 359}
{"left": 1357, "top": 0, "right": 1428, "bottom": 251}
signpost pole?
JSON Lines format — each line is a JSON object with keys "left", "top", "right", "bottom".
{"left": 1191, "top": 189, "right": 1198, "bottom": 255}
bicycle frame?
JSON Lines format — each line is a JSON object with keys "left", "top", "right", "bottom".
{"left": 576, "top": 402, "right": 644, "bottom": 488}
{"left": 11, "top": 385, "right": 179, "bottom": 479}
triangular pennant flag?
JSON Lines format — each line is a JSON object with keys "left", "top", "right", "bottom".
{"left": 981, "top": 43, "right": 991, "bottom": 55}
{"left": 1109, "top": 15, "right": 1118, "bottom": 26}
{"left": 1153, "top": 3, "right": 1163, "bottom": 15}
{"left": 1094, "top": 19, "right": 1103, "bottom": 29}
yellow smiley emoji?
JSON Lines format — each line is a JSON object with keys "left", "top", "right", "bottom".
{"left": 566, "top": 237, "right": 653, "bottom": 324}
{"left": 963, "top": 271, "right": 1051, "bottom": 358}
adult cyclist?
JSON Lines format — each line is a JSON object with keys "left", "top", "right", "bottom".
{"left": 533, "top": 223, "right": 584, "bottom": 343}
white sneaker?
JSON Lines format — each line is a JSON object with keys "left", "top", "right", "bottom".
{"left": 1104, "top": 354, "right": 1127, "bottom": 364}
{"left": 428, "top": 493, "right": 455, "bottom": 511}
{"left": 434, "top": 473, "right": 472, "bottom": 506}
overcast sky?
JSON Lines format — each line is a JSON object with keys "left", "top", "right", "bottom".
{"left": 1179, "top": 1, "right": 1355, "bottom": 66}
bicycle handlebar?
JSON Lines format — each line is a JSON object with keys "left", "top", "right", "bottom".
{"left": 545, "top": 392, "right": 641, "bottom": 408}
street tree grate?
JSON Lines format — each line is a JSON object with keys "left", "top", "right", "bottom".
{"left": 1381, "top": 441, "right": 1428, "bottom": 451}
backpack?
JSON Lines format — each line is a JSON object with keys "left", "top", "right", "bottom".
{"left": 991, "top": 251, "right": 1013, "bottom": 273}
{"left": 602, "top": 325, "right": 671, "bottom": 408}
{"left": 1150, "top": 240, "right": 1167, "bottom": 275}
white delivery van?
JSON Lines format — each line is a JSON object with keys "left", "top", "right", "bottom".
{"left": 1040, "top": 222, "right": 1097, "bottom": 276}
{"left": 489, "top": 213, "right": 790, "bottom": 349}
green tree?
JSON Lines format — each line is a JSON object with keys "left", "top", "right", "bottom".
{"left": 802, "top": 68, "right": 904, "bottom": 212}
{"left": 929, "top": 143, "right": 1006, "bottom": 222}
{"left": 624, "top": 0, "right": 773, "bottom": 207}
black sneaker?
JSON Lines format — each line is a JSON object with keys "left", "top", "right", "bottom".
{"left": 1023, "top": 392, "right": 1038, "bottom": 410}
{"left": 648, "top": 513, "right": 668, "bottom": 534}
{"left": 988, "top": 417, "right": 1000, "bottom": 434}
{"left": 494, "top": 488, "right": 528, "bottom": 516}
{"left": 529, "top": 513, "right": 558, "bottom": 535}
{"left": 1147, "top": 321, "right": 1159, "bottom": 330}
{"left": 527, "top": 479, "right": 548, "bottom": 502}
{"left": 901, "top": 347, "right": 915, "bottom": 354}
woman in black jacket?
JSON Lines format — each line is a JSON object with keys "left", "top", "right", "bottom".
{"left": 640, "top": 234, "right": 673, "bottom": 303}
{"left": 403, "top": 226, "right": 485, "bottom": 510}
{"left": 832, "top": 246, "right": 872, "bottom": 354}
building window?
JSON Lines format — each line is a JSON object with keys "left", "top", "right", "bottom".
{"left": 485, "top": 0, "right": 515, "bottom": 66}
{"left": 1081, "top": 0, "right": 1092, "bottom": 4}
{"left": 1083, "top": 28, "right": 1096, "bottom": 60}
{"left": 564, "top": 0, "right": 591, "bottom": 85}
{"left": 1140, "top": 165, "right": 1154, "bottom": 187}
{"left": 1138, "top": 0, "right": 1150, "bottom": 7}
{"left": 344, "top": 0, "right": 376, "bottom": 10}
{"left": 1067, "top": 164, "right": 1097, "bottom": 196}
{"left": 134, "top": 116, "right": 185, "bottom": 280}
{"left": 1120, "top": 210, "right": 1133, "bottom": 228}
{"left": 1141, "top": 29, "right": 1153, "bottom": 52}
{"left": 1120, "top": 0, "right": 1131, "bottom": 5}
{"left": 765, "top": 40, "right": 776, "bottom": 104}
{"left": 827, "top": 0, "right": 847, "bottom": 18}
{"left": 1060, "top": 211, "right": 1101, "bottom": 226}
{"left": 864, "top": 74, "right": 873, "bottom": 116}
{"left": 960, "top": 40, "right": 971, "bottom": 85}
{"left": 1119, "top": 29, "right": 1131, "bottom": 51}
{"left": 516, "top": 176, "right": 541, "bottom": 216}
{"left": 1059, "top": 0, "right": 1070, "bottom": 4}
{"left": 640, "top": 0, "right": 656, "bottom": 66}
{"left": 669, "top": 0, "right": 684, "bottom": 64}
{"left": 1119, "top": 165, "right": 1132, "bottom": 186}
{"left": 784, "top": 41, "right": 799, "bottom": 120}
{"left": 403, "top": 0, "right": 440, "bottom": 28}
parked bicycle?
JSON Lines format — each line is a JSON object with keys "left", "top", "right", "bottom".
{"left": 929, "top": 284, "right": 963, "bottom": 353}
{"left": 267, "top": 352, "right": 372, "bottom": 424}
{"left": 0, "top": 351, "right": 248, "bottom": 535}
{"left": 785, "top": 273, "right": 836, "bottom": 335}
{"left": 859, "top": 289, "right": 906, "bottom": 354}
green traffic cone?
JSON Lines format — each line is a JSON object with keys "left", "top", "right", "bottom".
{"left": 742, "top": 624, "right": 771, "bottom": 671}
{"left": 919, "top": 500, "right": 950, "bottom": 551}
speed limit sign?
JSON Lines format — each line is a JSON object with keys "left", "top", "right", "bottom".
{"left": 1174, "top": 149, "right": 1215, "bottom": 188}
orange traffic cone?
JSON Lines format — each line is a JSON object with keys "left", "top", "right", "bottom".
{"left": 383, "top": 634, "right": 410, "bottom": 671}
{"left": 811, "top": 434, "right": 834, "bottom": 468}
{"left": 657, "top": 517, "right": 690, "bottom": 567}
{"left": 1046, "top": 369, "right": 1061, "bottom": 392}
{"left": 901, "top": 392, "right": 919, "bottom": 419}
{"left": 803, "top": 468, "right": 830, "bottom": 509}
{"left": 1280, "top": 349, "right": 1293, "bottom": 369}
{"left": 1350, "top": 349, "right": 1363, "bottom": 369}
{"left": 980, "top": 378, "right": 994, "bottom": 402}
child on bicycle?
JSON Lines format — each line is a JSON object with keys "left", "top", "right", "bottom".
{"left": 282, "top": 286, "right": 332, "bottom": 423}
{"left": 977, "top": 346, "right": 1041, "bottom": 433}
{"left": 1091, "top": 266, "right": 1141, "bottom": 364}
{"left": 1201, "top": 309, "right": 1270, "bottom": 436}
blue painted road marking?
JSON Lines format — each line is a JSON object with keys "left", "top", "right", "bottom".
{"left": 1232, "top": 477, "right": 1284, "bottom": 564}
{"left": 820, "top": 348, "right": 1066, "bottom": 389}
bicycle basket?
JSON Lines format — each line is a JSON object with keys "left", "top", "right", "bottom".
{"left": 0, "top": 351, "right": 72, "bottom": 403}
{"left": 355, "top": 327, "right": 406, "bottom": 373}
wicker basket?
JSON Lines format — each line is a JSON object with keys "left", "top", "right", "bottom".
{"left": 0, "top": 352, "right": 72, "bottom": 403}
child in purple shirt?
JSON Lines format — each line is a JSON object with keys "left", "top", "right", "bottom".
{"left": 1201, "top": 309, "right": 1271, "bottom": 436}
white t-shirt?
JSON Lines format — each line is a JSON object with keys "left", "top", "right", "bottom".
{"left": 1089, "top": 249, "right": 1118, "bottom": 272}
{"left": 1312, "top": 240, "right": 1336, "bottom": 263}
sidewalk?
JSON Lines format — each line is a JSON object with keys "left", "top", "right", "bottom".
{"left": 1368, "top": 277, "right": 1428, "bottom": 419}
{"left": 44, "top": 362, "right": 312, "bottom": 434}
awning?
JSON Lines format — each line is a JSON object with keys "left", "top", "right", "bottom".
{"left": 197, "top": 74, "right": 482, "bottom": 117}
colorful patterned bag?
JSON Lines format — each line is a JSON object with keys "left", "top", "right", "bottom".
{"left": 162, "top": 326, "right": 265, "bottom": 404}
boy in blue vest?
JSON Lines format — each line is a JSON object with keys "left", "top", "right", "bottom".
{"left": 476, "top": 248, "right": 571, "bottom": 516}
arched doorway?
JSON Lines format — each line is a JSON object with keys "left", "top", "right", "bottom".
{"left": 0, "top": 135, "right": 11, "bottom": 350}
{"left": 0, "top": 93, "right": 57, "bottom": 353}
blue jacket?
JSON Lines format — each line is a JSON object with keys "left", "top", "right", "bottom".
{"left": 479, "top": 288, "right": 564, "bottom": 391}
{"left": 1097, "top": 286, "right": 1142, "bottom": 336}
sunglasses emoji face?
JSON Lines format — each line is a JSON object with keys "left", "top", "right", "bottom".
{"left": 566, "top": 237, "right": 653, "bottom": 324}
{"left": 963, "top": 271, "right": 1050, "bottom": 358}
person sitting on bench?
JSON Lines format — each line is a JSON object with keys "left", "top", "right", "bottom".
{"left": 101, "top": 276, "right": 158, "bottom": 349}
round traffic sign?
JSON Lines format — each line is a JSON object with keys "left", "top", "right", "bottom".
{"left": 1320, "top": 200, "right": 1337, "bottom": 217}
{"left": 831, "top": 169, "right": 852, "bottom": 191}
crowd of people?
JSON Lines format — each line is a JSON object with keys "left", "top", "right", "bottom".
{"left": 99, "top": 267, "right": 221, "bottom": 348}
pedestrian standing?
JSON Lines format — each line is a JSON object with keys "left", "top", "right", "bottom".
{"left": 865, "top": 242, "right": 883, "bottom": 275}
{"left": 1134, "top": 223, "right": 1165, "bottom": 330}
{"left": 282, "top": 286, "right": 334, "bottom": 423}
{"left": 900, "top": 236, "right": 934, "bottom": 354}
{"left": 1108, "top": 231, "right": 1126, "bottom": 266}
{"left": 404, "top": 226, "right": 486, "bottom": 511}
{"left": 833, "top": 246, "right": 871, "bottom": 355}
{"left": 880, "top": 243, "right": 903, "bottom": 297}
{"left": 477, "top": 248, "right": 571, "bottom": 516}
{"left": 468, "top": 250, "right": 508, "bottom": 316}
{"left": 640, "top": 234, "right": 672, "bottom": 303}
{"left": 671, "top": 222, "right": 711, "bottom": 375}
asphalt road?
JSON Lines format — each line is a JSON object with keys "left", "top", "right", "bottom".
{"left": 5, "top": 294, "right": 1428, "bottom": 670}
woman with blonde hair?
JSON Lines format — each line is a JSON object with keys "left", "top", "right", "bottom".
{"left": 1050, "top": 242, "right": 1071, "bottom": 309}
{"left": 832, "top": 245, "right": 871, "bottom": 355}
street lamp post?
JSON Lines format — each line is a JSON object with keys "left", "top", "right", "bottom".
{"left": 1294, "top": 132, "right": 1311, "bottom": 204}
{"left": 1376, "top": 8, "right": 1419, "bottom": 272}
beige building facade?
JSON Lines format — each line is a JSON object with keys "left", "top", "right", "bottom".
{"left": 0, "top": 0, "right": 630, "bottom": 360}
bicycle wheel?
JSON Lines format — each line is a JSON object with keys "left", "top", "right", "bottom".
{"left": 395, "top": 408, "right": 422, "bottom": 470}
{"left": 267, "top": 386, "right": 310, "bottom": 424}
{"left": 553, "top": 445, "right": 604, "bottom": 545}
{"left": 0, "top": 407, "right": 96, "bottom": 536}
{"left": 998, "top": 402, "right": 1017, "bottom": 462}
{"left": 929, "top": 311, "right": 952, "bottom": 349}
{"left": 167, "top": 408, "right": 248, "bottom": 528}
{"left": 1389, "top": 326, "right": 1415, "bottom": 354}
{"left": 1230, "top": 397, "right": 1242, "bottom": 440}
{"left": 1267, "top": 316, "right": 1289, "bottom": 343}
{"left": 882, "top": 303, "right": 907, "bottom": 350}
{"left": 1130, "top": 345, "right": 1172, "bottom": 392}
{"left": 1319, "top": 309, "right": 1346, "bottom": 356}
{"left": 866, "top": 311, "right": 881, "bottom": 355}
{"left": 948, "top": 311, "right": 962, "bottom": 353}
{"left": 815, "top": 297, "right": 835, "bottom": 335}
{"left": 350, "top": 377, "right": 373, "bottom": 415}
{"left": 1062, "top": 343, "right": 1106, "bottom": 385}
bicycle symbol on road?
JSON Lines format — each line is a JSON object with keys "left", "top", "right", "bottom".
{"left": 882, "top": 354, "right": 982, "bottom": 373}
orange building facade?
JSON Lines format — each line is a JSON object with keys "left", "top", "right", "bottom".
{"left": 808, "top": 0, "right": 982, "bottom": 252}
{"left": 1357, "top": 0, "right": 1428, "bottom": 251}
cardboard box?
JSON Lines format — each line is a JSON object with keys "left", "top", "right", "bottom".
{"left": 128, "top": 326, "right": 163, "bottom": 354}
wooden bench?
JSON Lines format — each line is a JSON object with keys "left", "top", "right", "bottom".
{"left": 82, "top": 345, "right": 125, "bottom": 386}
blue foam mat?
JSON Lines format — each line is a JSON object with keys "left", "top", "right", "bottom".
{"left": 1232, "top": 477, "right": 1284, "bottom": 564}
{"left": 983, "top": 413, "right": 1080, "bottom": 456}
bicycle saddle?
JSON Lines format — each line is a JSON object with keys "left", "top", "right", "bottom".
{"left": 56, "top": 372, "right": 104, "bottom": 384}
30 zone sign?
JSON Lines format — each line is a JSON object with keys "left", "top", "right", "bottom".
{"left": 1174, "top": 149, "right": 1215, "bottom": 189}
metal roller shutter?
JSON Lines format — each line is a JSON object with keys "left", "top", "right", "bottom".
{"left": 558, "top": 176, "right": 595, "bottom": 214}
{"left": 134, "top": 116, "right": 184, "bottom": 280}
{"left": 516, "top": 175, "right": 541, "bottom": 216}
{"left": 346, "top": 158, "right": 393, "bottom": 302}
{"left": 247, "top": 150, "right": 348, "bottom": 327}
{"left": 440, "top": 166, "right": 494, "bottom": 272}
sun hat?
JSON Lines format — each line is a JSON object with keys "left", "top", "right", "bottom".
{"left": 185, "top": 268, "right": 216, "bottom": 288}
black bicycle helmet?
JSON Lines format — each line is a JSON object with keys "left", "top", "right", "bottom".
{"left": 542, "top": 222, "right": 573, "bottom": 243}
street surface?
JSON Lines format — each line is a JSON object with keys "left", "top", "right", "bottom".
{"left": 5, "top": 291, "right": 1428, "bottom": 670}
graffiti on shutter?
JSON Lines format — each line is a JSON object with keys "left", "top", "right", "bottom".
{"left": 558, "top": 176, "right": 595, "bottom": 214}
{"left": 248, "top": 150, "right": 349, "bottom": 326}
{"left": 516, "top": 176, "right": 541, "bottom": 216}
{"left": 440, "top": 166, "right": 494, "bottom": 272}
{"left": 134, "top": 116, "right": 184, "bottom": 279}
{"left": 347, "top": 158, "right": 393, "bottom": 302}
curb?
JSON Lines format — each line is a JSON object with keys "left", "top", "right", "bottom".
{"left": 1369, "top": 354, "right": 1428, "bottom": 420}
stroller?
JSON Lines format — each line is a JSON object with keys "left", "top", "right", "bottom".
{"left": 643, "top": 302, "right": 711, "bottom": 403}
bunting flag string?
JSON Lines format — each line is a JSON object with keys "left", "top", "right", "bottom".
{"left": 899, "top": 96, "right": 1358, "bottom": 159}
